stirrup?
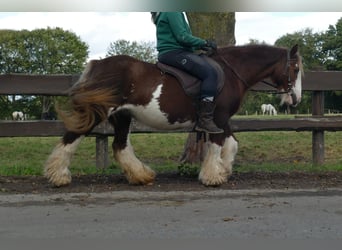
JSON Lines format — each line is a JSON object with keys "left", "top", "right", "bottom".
{"left": 194, "top": 124, "right": 224, "bottom": 134}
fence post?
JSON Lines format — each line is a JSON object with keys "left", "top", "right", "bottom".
{"left": 96, "top": 135, "right": 109, "bottom": 169}
{"left": 312, "top": 90, "right": 325, "bottom": 165}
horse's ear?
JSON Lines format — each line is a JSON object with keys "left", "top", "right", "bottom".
{"left": 290, "top": 44, "right": 299, "bottom": 56}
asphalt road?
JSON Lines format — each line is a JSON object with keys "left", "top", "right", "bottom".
{"left": 1, "top": 188, "right": 342, "bottom": 239}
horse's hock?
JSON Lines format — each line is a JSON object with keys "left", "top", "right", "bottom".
{"left": 0, "top": 72, "right": 342, "bottom": 168}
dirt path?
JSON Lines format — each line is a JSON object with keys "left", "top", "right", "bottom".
{"left": 1, "top": 171, "right": 342, "bottom": 194}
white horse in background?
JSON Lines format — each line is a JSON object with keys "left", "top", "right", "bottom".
{"left": 12, "top": 111, "right": 25, "bottom": 120}
{"left": 261, "top": 104, "right": 277, "bottom": 115}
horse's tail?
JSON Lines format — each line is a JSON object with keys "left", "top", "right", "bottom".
{"left": 57, "top": 74, "right": 122, "bottom": 134}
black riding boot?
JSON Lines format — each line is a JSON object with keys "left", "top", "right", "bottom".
{"left": 195, "top": 99, "right": 224, "bottom": 134}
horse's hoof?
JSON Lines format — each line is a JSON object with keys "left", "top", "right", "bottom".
{"left": 198, "top": 173, "right": 227, "bottom": 187}
{"left": 201, "top": 180, "right": 226, "bottom": 187}
{"left": 45, "top": 170, "right": 72, "bottom": 187}
{"left": 202, "top": 182, "right": 222, "bottom": 187}
{"left": 126, "top": 169, "right": 156, "bottom": 186}
{"left": 50, "top": 178, "right": 72, "bottom": 187}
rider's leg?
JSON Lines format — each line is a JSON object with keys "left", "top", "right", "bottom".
{"left": 158, "top": 50, "right": 223, "bottom": 134}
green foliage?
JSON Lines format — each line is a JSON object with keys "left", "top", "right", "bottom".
{"left": 106, "top": 39, "right": 157, "bottom": 63}
{"left": 0, "top": 27, "right": 89, "bottom": 119}
{"left": 0, "top": 27, "right": 88, "bottom": 74}
{"left": 322, "top": 17, "right": 342, "bottom": 70}
{"left": 178, "top": 163, "right": 199, "bottom": 177}
{"left": 247, "top": 38, "right": 268, "bottom": 45}
{"left": 238, "top": 92, "right": 280, "bottom": 115}
{"left": 275, "top": 28, "right": 325, "bottom": 70}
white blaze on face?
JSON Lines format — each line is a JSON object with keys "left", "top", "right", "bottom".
{"left": 293, "top": 70, "right": 302, "bottom": 104}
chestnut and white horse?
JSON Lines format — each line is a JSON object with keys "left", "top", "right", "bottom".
{"left": 45, "top": 44, "right": 302, "bottom": 187}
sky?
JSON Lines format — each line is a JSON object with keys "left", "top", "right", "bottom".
{"left": 0, "top": 12, "right": 341, "bottom": 60}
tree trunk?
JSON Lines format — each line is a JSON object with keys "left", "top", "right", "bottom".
{"left": 187, "top": 12, "right": 236, "bottom": 46}
{"left": 180, "top": 12, "right": 235, "bottom": 165}
{"left": 41, "top": 96, "right": 53, "bottom": 120}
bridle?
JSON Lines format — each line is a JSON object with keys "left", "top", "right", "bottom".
{"left": 265, "top": 49, "right": 299, "bottom": 94}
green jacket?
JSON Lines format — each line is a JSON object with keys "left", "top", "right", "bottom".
{"left": 154, "top": 12, "right": 207, "bottom": 55}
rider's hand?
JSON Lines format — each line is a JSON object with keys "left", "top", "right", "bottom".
{"left": 205, "top": 40, "right": 217, "bottom": 51}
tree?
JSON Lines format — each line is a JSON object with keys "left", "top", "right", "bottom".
{"left": 322, "top": 17, "right": 342, "bottom": 70}
{"left": 275, "top": 28, "right": 325, "bottom": 70}
{"left": 0, "top": 28, "right": 89, "bottom": 119}
{"left": 246, "top": 38, "right": 267, "bottom": 45}
{"left": 321, "top": 17, "right": 342, "bottom": 112}
{"left": 0, "top": 28, "right": 88, "bottom": 74}
{"left": 180, "top": 12, "right": 236, "bottom": 165}
{"left": 106, "top": 39, "right": 157, "bottom": 63}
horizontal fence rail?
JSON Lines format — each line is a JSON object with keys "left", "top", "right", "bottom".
{"left": 1, "top": 71, "right": 342, "bottom": 95}
{"left": 1, "top": 117, "right": 342, "bottom": 138}
{"left": 1, "top": 71, "right": 342, "bottom": 168}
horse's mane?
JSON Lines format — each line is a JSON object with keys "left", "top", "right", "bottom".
{"left": 216, "top": 44, "right": 304, "bottom": 76}
{"left": 217, "top": 44, "right": 287, "bottom": 58}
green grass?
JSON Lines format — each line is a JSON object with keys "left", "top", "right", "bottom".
{"left": 0, "top": 131, "right": 341, "bottom": 176}
{"left": 233, "top": 131, "right": 342, "bottom": 172}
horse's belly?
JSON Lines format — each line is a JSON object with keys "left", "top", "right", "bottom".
{"left": 122, "top": 104, "right": 193, "bottom": 131}
{"left": 114, "top": 84, "right": 194, "bottom": 130}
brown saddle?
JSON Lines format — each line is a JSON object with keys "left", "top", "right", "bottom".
{"left": 156, "top": 56, "right": 225, "bottom": 99}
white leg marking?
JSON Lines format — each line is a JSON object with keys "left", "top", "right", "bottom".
{"left": 44, "top": 136, "right": 84, "bottom": 186}
{"left": 221, "top": 136, "right": 238, "bottom": 177}
{"left": 114, "top": 139, "right": 155, "bottom": 185}
{"left": 199, "top": 142, "right": 227, "bottom": 186}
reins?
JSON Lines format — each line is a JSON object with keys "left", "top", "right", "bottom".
{"left": 259, "top": 80, "right": 289, "bottom": 94}
{"left": 217, "top": 50, "right": 294, "bottom": 95}
{"left": 219, "top": 55, "right": 281, "bottom": 94}
{"left": 218, "top": 55, "right": 250, "bottom": 88}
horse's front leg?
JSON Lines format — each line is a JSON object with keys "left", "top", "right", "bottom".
{"left": 109, "top": 111, "right": 156, "bottom": 185}
{"left": 198, "top": 133, "right": 227, "bottom": 186}
{"left": 199, "top": 123, "right": 238, "bottom": 186}
{"left": 44, "top": 132, "right": 84, "bottom": 187}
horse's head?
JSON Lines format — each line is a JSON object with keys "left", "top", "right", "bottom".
{"left": 275, "top": 44, "right": 303, "bottom": 107}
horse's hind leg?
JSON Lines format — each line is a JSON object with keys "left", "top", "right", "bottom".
{"left": 44, "top": 132, "right": 84, "bottom": 186}
{"left": 109, "top": 111, "right": 155, "bottom": 185}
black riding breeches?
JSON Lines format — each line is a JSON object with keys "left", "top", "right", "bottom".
{"left": 158, "top": 50, "right": 218, "bottom": 99}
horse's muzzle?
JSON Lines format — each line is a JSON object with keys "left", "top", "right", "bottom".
{"left": 290, "top": 90, "right": 300, "bottom": 107}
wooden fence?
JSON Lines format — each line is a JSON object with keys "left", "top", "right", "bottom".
{"left": 1, "top": 72, "right": 342, "bottom": 168}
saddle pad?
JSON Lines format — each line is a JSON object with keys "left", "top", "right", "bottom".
{"left": 157, "top": 56, "right": 225, "bottom": 99}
